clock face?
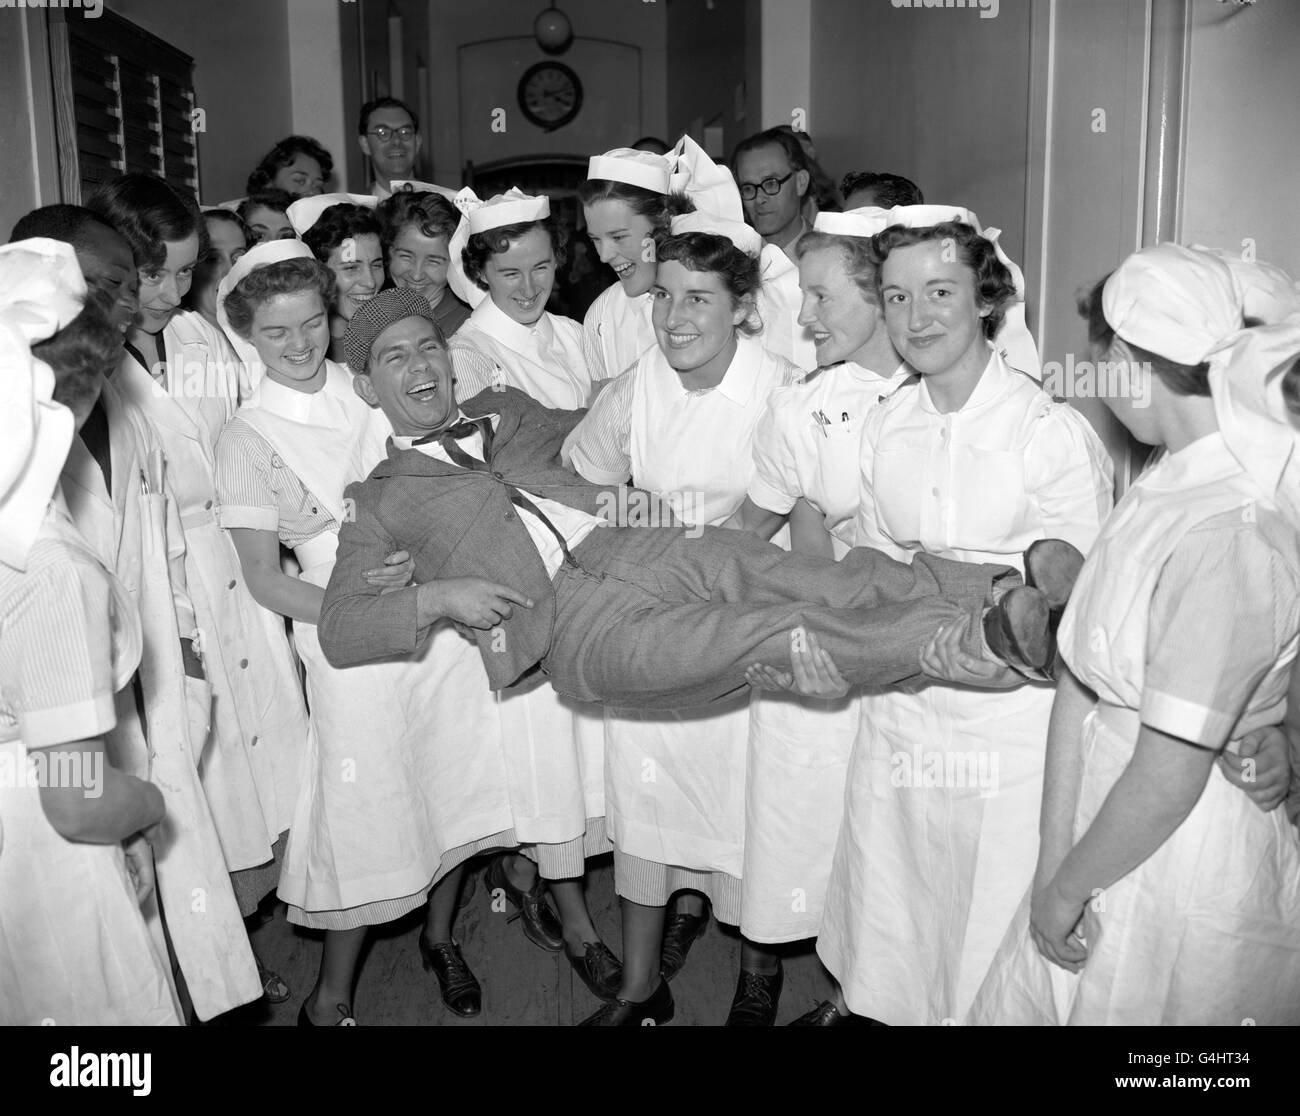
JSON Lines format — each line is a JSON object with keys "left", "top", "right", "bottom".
{"left": 518, "top": 61, "right": 583, "bottom": 131}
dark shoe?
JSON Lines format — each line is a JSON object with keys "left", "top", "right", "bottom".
{"left": 725, "top": 962, "right": 784, "bottom": 1026}
{"left": 660, "top": 906, "right": 709, "bottom": 982}
{"left": 577, "top": 977, "right": 674, "bottom": 1026}
{"left": 982, "top": 586, "right": 1053, "bottom": 680}
{"left": 566, "top": 940, "right": 623, "bottom": 1001}
{"left": 788, "top": 1000, "right": 879, "bottom": 1026}
{"left": 419, "top": 937, "right": 482, "bottom": 1018}
{"left": 296, "top": 998, "right": 356, "bottom": 1026}
{"left": 255, "top": 952, "right": 291, "bottom": 1005}
{"left": 1023, "top": 539, "right": 1085, "bottom": 611}
{"left": 484, "top": 855, "right": 564, "bottom": 952}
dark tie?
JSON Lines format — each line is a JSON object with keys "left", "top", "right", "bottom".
{"left": 417, "top": 415, "right": 579, "bottom": 568}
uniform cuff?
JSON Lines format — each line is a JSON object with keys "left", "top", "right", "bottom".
{"left": 217, "top": 504, "right": 280, "bottom": 531}
{"left": 20, "top": 694, "right": 117, "bottom": 750}
{"left": 1141, "top": 689, "right": 1233, "bottom": 750}
{"left": 747, "top": 476, "right": 796, "bottom": 516}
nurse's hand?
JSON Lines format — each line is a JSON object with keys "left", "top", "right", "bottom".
{"left": 1029, "top": 877, "right": 1088, "bottom": 973}
{"left": 920, "top": 618, "right": 1020, "bottom": 688}
{"left": 744, "top": 629, "right": 850, "bottom": 698}
{"left": 123, "top": 834, "right": 156, "bottom": 905}
{"left": 365, "top": 549, "right": 415, "bottom": 594}
{"left": 1219, "top": 725, "right": 1290, "bottom": 812}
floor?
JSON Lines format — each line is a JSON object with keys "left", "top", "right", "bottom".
{"left": 218, "top": 853, "right": 836, "bottom": 1027}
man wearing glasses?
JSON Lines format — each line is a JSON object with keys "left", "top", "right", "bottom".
{"left": 732, "top": 128, "right": 813, "bottom": 263}
{"left": 358, "top": 96, "right": 423, "bottom": 200}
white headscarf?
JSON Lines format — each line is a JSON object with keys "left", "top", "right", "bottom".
{"left": 1106, "top": 243, "right": 1300, "bottom": 527}
{"left": 215, "top": 239, "right": 317, "bottom": 392}
{"left": 882, "top": 203, "right": 1041, "bottom": 380}
{"left": 0, "top": 239, "right": 86, "bottom": 571}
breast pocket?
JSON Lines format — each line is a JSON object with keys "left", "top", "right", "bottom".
{"left": 947, "top": 444, "right": 1027, "bottom": 550}
{"left": 870, "top": 446, "right": 927, "bottom": 547}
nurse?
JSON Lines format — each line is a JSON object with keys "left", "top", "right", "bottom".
{"left": 237, "top": 189, "right": 298, "bottom": 247}
{"left": 87, "top": 174, "right": 309, "bottom": 1004}
{"left": 736, "top": 206, "right": 911, "bottom": 1025}
{"left": 814, "top": 216, "right": 1115, "bottom": 1026}
{"left": 579, "top": 146, "right": 691, "bottom": 381}
{"left": 185, "top": 209, "right": 248, "bottom": 330}
{"left": 448, "top": 187, "right": 625, "bottom": 1005}
{"left": 376, "top": 190, "right": 471, "bottom": 337}
{"left": 971, "top": 245, "right": 1300, "bottom": 1025}
{"left": 245, "top": 135, "right": 333, "bottom": 198}
{"left": 0, "top": 239, "right": 178, "bottom": 1025}
{"left": 290, "top": 193, "right": 385, "bottom": 366}
{"left": 447, "top": 188, "right": 600, "bottom": 407}
{"left": 214, "top": 242, "right": 515, "bottom": 1024}
{"left": 564, "top": 219, "right": 802, "bottom": 1025}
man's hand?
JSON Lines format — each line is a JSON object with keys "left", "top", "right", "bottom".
{"left": 920, "top": 617, "right": 1021, "bottom": 688}
{"left": 365, "top": 549, "right": 415, "bottom": 594}
{"left": 1219, "top": 724, "right": 1291, "bottom": 813}
{"left": 418, "top": 577, "right": 534, "bottom": 630}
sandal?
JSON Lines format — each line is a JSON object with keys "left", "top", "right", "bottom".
{"left": 255, "top": 951, "right": 292, "bottom": 1005}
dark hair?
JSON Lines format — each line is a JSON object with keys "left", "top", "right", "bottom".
{"left": 9, "top": 204, "right": 118, "bottom": 254}
{"left": 1076, "top": 274, "right": 1211, "bottom": 396}
{"left": 795, "top": 230, "right": 879, "bottom": 301}
{"left": 630, "top": 136, "right": 671, "bottom": 155}
{"left": 656, "top": 231, "right": 763, "bottom": 336}
{"left": 237, "top": 189, "right": 296, "bottom": 227}
{"left": 841, "top": 171, "right": 924, "bottom": 208}
{"left": 377, "top": 191, "right": 459, "bottom": 251}
{"left": 302, "top": 204, "right": 383, "bottom": 262}
{"left": 245, "top": 135, "right": 334, "bottom": 196}
{"left": 33, "top": 286, "right": 121, "bottom": 416}
{"left": 870, "top": 221, "right": 1015, "bottom": 340}
{"left": 732, "top": 127, "right": 841, "bottom": 212}
{"left": 84, "top": 174, "right": 206, "bottom": 270}
{"left": 462, "top": 218, "right": 569, "bottom": 291}
{"left": 202, "top": 208, "right": 250, "bottom": 244}
{"left": 223, "top": 258, "right": 335, "bottom": 340}
{"left": 577, "top": 178, "right": 695, "bottom": 240}
{"left": 358, "top": 96, "right": 419, "bottom": 136}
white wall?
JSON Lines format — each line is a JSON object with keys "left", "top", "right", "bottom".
{"left": 1180, "top": 0, "right": 1300, "bottom": 276}
{"left": 758, "top": 0, "right": 810, "bottom": 131}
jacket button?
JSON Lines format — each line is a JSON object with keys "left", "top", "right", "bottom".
{"left": 504, "top": 511, "right": 515, "bottom": 520}
{"left": 492, "top": 471, "right": 504, "bottom": 479}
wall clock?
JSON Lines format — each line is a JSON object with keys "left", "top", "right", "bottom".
{"left": 518, "top": 60, "right": 583, "bottom": 132}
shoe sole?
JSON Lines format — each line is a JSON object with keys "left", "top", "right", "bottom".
{"left": 1025, "top": 541, "right": 1084, "bottom": 609}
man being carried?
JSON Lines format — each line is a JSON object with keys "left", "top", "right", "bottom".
{"left": 319, "top": 289, "right": 1080, "bottom": 708}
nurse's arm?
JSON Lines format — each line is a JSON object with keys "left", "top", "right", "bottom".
{"left": 787, "top": 497, "right": 833, "bottom": 557}
{"left": 228, "top": 526, "right": 323, "bottom": 625}
{"left": 1046, "top": 724, "right": 1217, "bottom": 914}
{"left": 1034, "top": 665, "right": 1095, "bottom": 889}
{"left": 35, "top": 738, "right": 166, "bottom": 844}
{"left": 727, "top": 496, "right": 788, "bottom": 541}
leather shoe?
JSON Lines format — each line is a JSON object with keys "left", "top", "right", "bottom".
{"left": 419, "top": 937, "right": 482, "bottom": 1018}
{"left": 484, "top": 854, "right": 564, "bottom": 952}
{"left": 566, "top": 940, "right": 623, "bottom": 1001}
{"left": 578, "top": 977, "right": 674, "bottom": 1026}
{"left": 725, "top": 962, "right": 783, "bottom": 1026}
{"left": 296, "top": 998, "right": 357, "bottom": 1026}
{"left": 660, "top": 905, "right": 709, "bottom": 982}
{"left": 788, "top": 1000, "right": 880, "bottom": 1027}
{"left": 1023, "top": 538, "right": 1085, "bottom": 611}
{"left": 982, "top": 586, "right": 1053, "bottom": 679}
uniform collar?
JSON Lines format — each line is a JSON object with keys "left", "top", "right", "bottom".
{"left": 471, "top": 296, "right": 556, "bottom": 354}
{"left": 663, "top": 334, "right": 767, "bottom": 406}
{"left": 917, "top": 348, "right": 1013, "bottom": 416}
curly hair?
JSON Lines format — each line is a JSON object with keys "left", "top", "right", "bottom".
{"left": 302, "top": 204, "right": 383, "bottom": 262}
{"left": 223, "top": 258, "right": 335, "bottom": 340}
{"left": 85, "top": 174, "right": 207, "bottom": 270}
{"left": 461, "top": 218, "right": 569, "bottom": 291}
{"left": 869, "top": 221, "right": 1015, "bottom": 340}
{"left": 795, "top": 230, "right": 879, "bottom": 302}
{"left": 236, "top": 189, "right": 296, "bottom": 228}
{"left": 1075, "top": 274, "right": 1212, "bottom": 396}
{"left": 376, "top": 191, "right": 459, "bottom": 251}
{"left": 32, "top": 287, "right": 121, "bottom": 417}
{"left": 656, "top": 231, "right": 764, "bottom": 336}
{"left": 245, "top": 135, "right": 334, "bottom": 196}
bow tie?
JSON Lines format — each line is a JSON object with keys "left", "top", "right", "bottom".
{"left": 414, "top": 417, "right": 485, "bottom": 446}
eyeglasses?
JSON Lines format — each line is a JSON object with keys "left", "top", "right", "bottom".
{"left": 738, "top": 171, "right": 794, "bottom": 201}
{"left": 367, "top": 125, "right": 417, "bottom": 142}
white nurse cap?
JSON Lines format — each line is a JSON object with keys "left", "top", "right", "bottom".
{"left": 670, "top": 210, "right": 763, "bottom": 256}
{"left": 287, "top": 192, "right": 379, "bottom": 236}
{"left": 587, "top": 149, "right": 674, "bottom": 195}
{"left": 813, "top": 206, "right": 891, "bottom": 238}
{"left": 1101, "top": 243, "right": 1240, "bottom": 365}
{"left": 0, "top": 238, "right": 82, "bottom": 570}
{"left": 215, "top": 239, "right": 317, "bottom": 391}
{"left": 445, "top": 187, "right": 552, "bottom": 308}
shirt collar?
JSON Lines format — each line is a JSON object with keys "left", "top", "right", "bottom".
{"left": 471, "top": 296, "right": 555, "bottom": 354}
{"left": 917, "top": 346, "right": 1009, "bottom": 415}
{"left": 665, "top": 334, "right": 767, "bottom": 407}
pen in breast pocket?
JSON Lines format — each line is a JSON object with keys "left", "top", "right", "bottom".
{"left": 841, "top": 412, "right": 850, "bottom": 423}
